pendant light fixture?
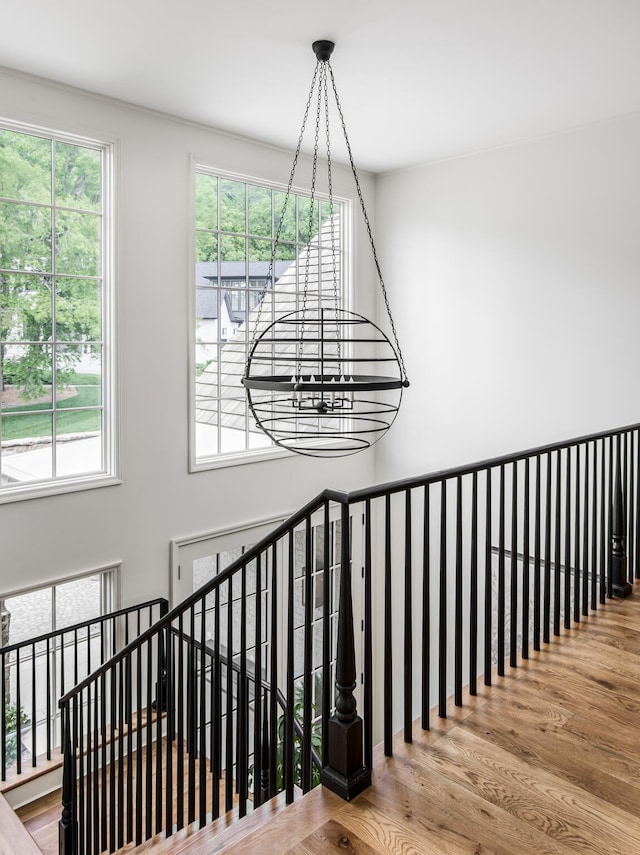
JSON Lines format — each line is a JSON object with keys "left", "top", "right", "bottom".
{"left": 242, "top": 40, "right": 409, "bottom": 457}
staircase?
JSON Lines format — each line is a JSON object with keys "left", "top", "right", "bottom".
{"left": 3, "top": 421, "right": 640, "bottom": 855}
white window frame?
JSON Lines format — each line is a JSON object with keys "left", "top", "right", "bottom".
{"left": 0, "top": 118, "right": 119, "bottom": 504}
{"left": 189, "top": 162, "right": 352, "bottom": 472}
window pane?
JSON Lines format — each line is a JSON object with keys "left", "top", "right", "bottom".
{"left": 4, "top": 588, "right": 52, "bottom": 645}
{"left": 195, "top": 173, "right": 217, "bottom": 230}
{"left": 56, "top": 278, "right": 101, "bottom": 343}
{"left": 219, "top": 179, "right": 245, "bottom": 234}
{"left": 248, "top": 185, "right": 271, "bottom": 238}
{"left": 0, "top": 201, "right": 52, "bottom": 272}
{"left": 1, "top": 273, "right": 53, "bottom": 343}
{"left": 1, "top": 343, "right": 53, "bottom": 408}
{"left": 0, "top": 130, "right": 51, "bottom": 204}
{"left": 55, "top": 142, "right": 101, "bottom": 212}
{"left": 196, "top": 231, "right": 217, "bottom": 264}
{"left": 55, "top": 575, "right": 102, "bottom": 629}
{"left": 1, "top": 413, "right": 53, "bottom": 482}
{"left": 55, "top": 210, "right": 101, "bottom": 277}
{"left": 220, "top": 233, "right": 245, "bottom": 265}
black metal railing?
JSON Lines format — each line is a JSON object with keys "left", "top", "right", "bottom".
{"left": 0, "top": 597, "right": 168, "bottom": 784}
{"left": 57, "top": 422, "right": 639, "bottom": 854}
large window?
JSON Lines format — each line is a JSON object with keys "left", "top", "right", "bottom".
{"left": 0, "top": 122, "right": 115, "bottom": 500}
{"left": 192, "top": 167, "right": 346, "bottom": 466}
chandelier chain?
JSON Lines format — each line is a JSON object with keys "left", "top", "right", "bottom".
{"left": 297, "top": 60, "right": 325, "bottom": 376}
{"left": 249, "top": 63, "right": 320, "bottom": 360}
{"left": 323, "top": 66, "right": 342, "bottom": 367}
{"left": 327, "top": 62, "right": 409, "bottom": 385}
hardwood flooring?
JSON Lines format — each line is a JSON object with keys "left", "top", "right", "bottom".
{"left": 15, "top": 595, "right": 640, "bottom": 854}
{"left": 224, "top": 595, "right": 640, "bottom": 854}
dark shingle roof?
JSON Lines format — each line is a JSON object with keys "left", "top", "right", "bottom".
{"left": 195, "top": 260, "right": 292, "bottom": 286}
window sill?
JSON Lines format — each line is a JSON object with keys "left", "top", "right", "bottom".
{"left": 190, "top": 444, "right": 293, "bottom": 473}
{"left": 0, "top": 473, "right": 122, "bottom": 505}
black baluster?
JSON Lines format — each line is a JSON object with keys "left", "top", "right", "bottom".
{"left": 188, "top": 607, "right": 196, "bottom": 824}
{"left": 363, "top": 500, "right": 373, "bottom": 766}
{"left": 498, "top": 465, "right": 505, "bottom": 676}
{"left": 591, "top": 441, "right": 598, "bottom": 611}
{"left": 322, "top": 502, "right": 331, "bottom": 769}
{"left": 118, "top": 660, "right": 125, "bottom": 849}
{"left": 260, "top": 690, "right": 270, "bottom": 804}
{"left": 600, "top": 438, "right": 606, "bottom": 605}
{"left": 15, "top": 647, "right": 21, "bottom": 774}
{"left": 636, "top": 430, "right": 640, "bottom": 580}
{"left": 110, "top": 664, "right": 117, "bottom": 851}
{"left": 285, "top": 530, "right": 294, "bottom": 804}
{"left": 564, "top": 448, "right": 572, "bottom": 629}
{"left": 135, "top": 646, "right": 143, "bottom": 846}
{"left": 145, "top": 639, "right": 153, "bottom": 840}
{"left": 544, "top": 453, "right": 552, "bottom": 643}
{"left": 484, "top": 469, "right": 493, "bottom": 685}
{"left": 454, "top": 478, "right": 463, "bottom": 705}
{"left": 469, "top": 473, "right": 478, "bottom": 691}
{"left": 522, "top": 458, "right": 530, "bottom": 660}
{"left": 302, "top": 519, "right": 312, "bottom": 792}
{"left": 384, "top": 494, "right": 392, "bottom": 753}
{"left": 439, "top": 481, "right": 447, "bottom": 714}
{"left": 629, "top": 432, "right": 635, "bottom": 582}
{"left": 253, "top": 555, "right": 263, "bottom": 808}
{"left": 176, "top": 614, "right": 184, "bottom": 831}
{"left": 320, "top": 501, "right": 370, "bottom": 801}
{"left": 269, "top": 542, "right": 278, "bottom": 798}
{"left": 46, "top": 639, "right": 51, "bottom": 760}
{"left": 607, "top": 437, "right": 614, "bottom": 599}
{"left": 125, "top": 656, "right": 133, "bottom": 844}
{"left": 510, "top": 462, "right": 518, "bottom": 669}
{"left": 612, "top": 434, "right": 632, "bottom": 597}
{"left": 422, "top": 484, "right": 431, "bottom": 723}
{"left": 100, "top": 673, "right": 107, "bottom": 854}
{"left": 405, "top": 489, "right": 414, "bottom": 733}
{"left": 199, "top": 598, "right": 207, "bottom": 827}
{"left": 554, "top": 451, "right": 562, "bottom": 636}
{"left": 166, "top": 623, "right": 173, "bottom": 836}
{"left": 31, "top": 642, "right": 36, "bottom": 765}
{"left": 581, "top": 445, "right": 589, "bottom": 616}
{"left": 1, "top": 654, "right": 6, "bottom": 782}
{"left": 573, "top": 445, "right": 586, "bottom": 623}
{"left": 239, "top": 564, "right": 248, "bottom": 815}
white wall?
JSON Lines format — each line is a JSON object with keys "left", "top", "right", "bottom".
{"left": 375, "top": 114, "right": 640, "bottom": 483}
{"left": 0, "top": 68, "right": 377, "bottom": 604}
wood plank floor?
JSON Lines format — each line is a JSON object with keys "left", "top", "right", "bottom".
{"left": 220, "top": 595, "right": 640, "bottom": 854}
{"left": 16, "top": 594, "right": 640, "bottom": 854}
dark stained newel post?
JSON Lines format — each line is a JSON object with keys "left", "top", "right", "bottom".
{"left": 58, "top": 703, "right": 74, "bottom": 855}
{"left": 612, "top": 435, "right": 632, "bottom": 597}
{"left": 320, "top": 502, "right": 371, "bottom": 800}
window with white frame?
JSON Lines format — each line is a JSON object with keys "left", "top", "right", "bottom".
{"left": 192, "top": 167, "right": 346, "bottom": 465}
{"left": 0, "top": 122, "right": 115, "bottom": 500}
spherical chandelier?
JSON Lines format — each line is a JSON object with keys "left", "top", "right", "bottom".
{"left": 242, "top": 40, "right": 409, "bottom": 458}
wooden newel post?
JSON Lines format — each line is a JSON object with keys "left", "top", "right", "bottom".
{"left": 58, "top": 703, "right": 75, "bottom": 855}
{"left": 612, "top": 435, "right": 632, "bottom": 598}
{"left": 320, "top": 503, "right": 371, "bottom": 801}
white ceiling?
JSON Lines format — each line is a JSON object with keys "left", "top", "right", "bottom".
{"left": 2, "top": 0, "right": 640, "bottom": 173}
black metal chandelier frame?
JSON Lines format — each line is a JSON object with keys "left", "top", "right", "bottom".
{"left": 242, "top": 40, "right": 409, "bottom": 457}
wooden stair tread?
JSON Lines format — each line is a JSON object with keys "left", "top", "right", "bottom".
{"left": 0, "top": 792, "right": 42, "bottom": 855}
{"left": 0, "top": 709, "right": 165, "bottom": 795}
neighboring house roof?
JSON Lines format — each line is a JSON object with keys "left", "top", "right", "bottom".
{"left": 195, "top": 260, "right": 293, "bottom": 286}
